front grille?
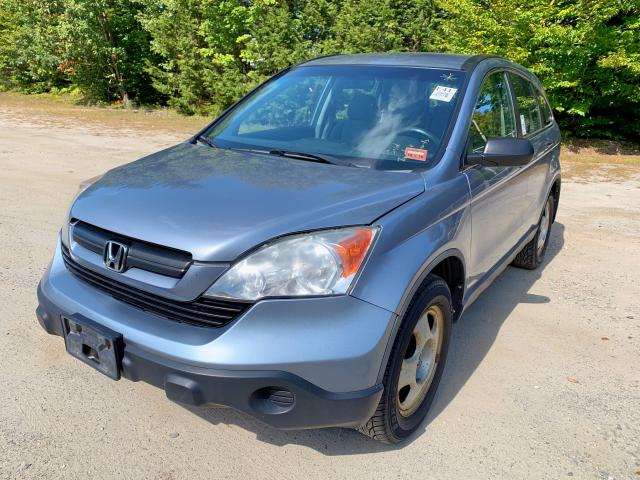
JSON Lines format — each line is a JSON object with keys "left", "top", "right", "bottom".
{"left": 71, "top": 220, "right": 192, "bottom": 278}
{"left": 61, "top": 246, "right": 251, "bottom": 328}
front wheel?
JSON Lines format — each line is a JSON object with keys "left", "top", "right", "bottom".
{"left": 359, "top": 275, "right": 452, "bottom": 443}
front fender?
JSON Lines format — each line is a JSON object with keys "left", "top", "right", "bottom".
{"left": 351, "top": 174, "right": 471, "bottom": 316}
{"left": 350, "top": 174, "right": 471, "bottom": 384}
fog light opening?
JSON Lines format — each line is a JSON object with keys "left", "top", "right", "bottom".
{"left": 249, "top": 387, "right": 295, "bottom": 414}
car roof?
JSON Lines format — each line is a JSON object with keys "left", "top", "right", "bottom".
{"left": 299, "top": 53, "right": 498, "bottom": 71}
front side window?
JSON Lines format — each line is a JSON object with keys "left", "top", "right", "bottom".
{"left": 468, "top": 71, "right": 516, "bottom": 152}
{"left": 509, "top": 73, "right": 542, "bottom": 135}
{"left": 236, "top": 76, "right": 329, "bottom": 135}
{"left": 205, "top": 66, "right": 467, "bottom": 170}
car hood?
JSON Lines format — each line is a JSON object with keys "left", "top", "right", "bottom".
{"left": 71, "top": 143, "right": 424, "bottom": 261}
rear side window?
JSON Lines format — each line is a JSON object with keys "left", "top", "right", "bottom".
{"left": 468, "top": 71, "right": 516, "bottom": 152}
{"left": 537, "top": 90, "right": 554, "bottom": 126}
{"left": 508, "top": 73, "right": 542, "bottom": 135}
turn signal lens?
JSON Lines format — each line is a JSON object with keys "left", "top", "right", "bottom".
{"left": 332, "top": 229, "right": 374, "bottom": 278}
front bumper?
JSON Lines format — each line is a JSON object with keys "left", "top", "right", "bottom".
{"left": 36, "top": 240, "right": 393, "bottom": 429}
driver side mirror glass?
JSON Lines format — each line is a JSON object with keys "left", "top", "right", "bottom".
{"left": 466, "top": 137, "right": 534, "bottom": 167}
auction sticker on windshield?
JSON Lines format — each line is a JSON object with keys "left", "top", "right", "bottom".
{"left": 404, "top": 147, "right": 428, "bottom": 161}
{"left": 430, "top": 85, "right": 458, "bottom": 102}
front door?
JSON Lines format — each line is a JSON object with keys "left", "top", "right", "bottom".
{"left": 464, "top": 71, "right": 530, "bottom": 293}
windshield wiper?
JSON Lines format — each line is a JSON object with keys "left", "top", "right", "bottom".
{"left": 222, "top": 146, "right": 342, "bottom": 165}
{"left": 194, "top": 134, "right": 218, "bottom": 149}
{"left": 268, "top": 149, "right": 336, "bottom": 165}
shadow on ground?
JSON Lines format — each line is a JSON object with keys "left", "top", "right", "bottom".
{"left": 183, "top": 223, "right": 565, "bottom": 455}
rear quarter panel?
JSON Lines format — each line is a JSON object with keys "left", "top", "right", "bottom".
{"left": 530, "top": 123, "right": 561, "bottom": 216}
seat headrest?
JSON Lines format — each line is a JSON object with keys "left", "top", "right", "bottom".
{"left": 347, "top": 94, "right": 378, "bottom": 122}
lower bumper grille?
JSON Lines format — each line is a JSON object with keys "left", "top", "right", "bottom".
{"left": 61, "top": 246, "right": 251, "bottom": 327}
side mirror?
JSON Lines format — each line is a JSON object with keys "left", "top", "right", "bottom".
{"left": 466, "top": 137, "right": 534, "bottom": 167}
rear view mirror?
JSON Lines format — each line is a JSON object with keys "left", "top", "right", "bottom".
{"left": 466, "top": 137, "right": 534, "bottom": 167}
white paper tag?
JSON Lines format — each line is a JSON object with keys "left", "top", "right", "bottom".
{"left": 520, "top": 114, "right": 527, "bottom": 135}
{"left": 429, "top": 85, "right": 458, "bottom": 102}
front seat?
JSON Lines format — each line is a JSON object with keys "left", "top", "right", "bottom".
{"left": 328, "top": 93, "right": 379, "bottom": 145}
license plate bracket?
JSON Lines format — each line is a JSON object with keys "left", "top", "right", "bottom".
{"left": 62, "top": 315, "right": 123, "bottom": 380}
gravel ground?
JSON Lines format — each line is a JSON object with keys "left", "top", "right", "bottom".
{"left": 0, "top": 104, "right": 639, "bottom": 479}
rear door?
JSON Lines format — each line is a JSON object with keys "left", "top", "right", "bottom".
{"left": 507, "top": 72, "right": 560, "bottom": 228}
{"left": 464, "top": 70, "right": 530, "bottom": 290}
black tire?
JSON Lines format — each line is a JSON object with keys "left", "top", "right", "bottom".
{"left": 359, "top": 275, "right": 453, "bottom": 444}
{"left": 511, "top": 195, "right": 555, "bottom": 270}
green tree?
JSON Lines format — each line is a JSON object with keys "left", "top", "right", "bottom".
{"left": 138, "top": 0, "right": 251, "bottom": 115}
{"left": 432, "top": 0, "right": 640, "bottom": 139}
{"left": 328, "top": 0, "right": 436, "bottom": 53}
{"left": 0, "top": 0, "right": 66, "bottom": 92}
{"left": 58, "top": 0, "right": 154, "bottom": 104}
{"left": 242, "top": 0, "right": 341, "bottom": 78}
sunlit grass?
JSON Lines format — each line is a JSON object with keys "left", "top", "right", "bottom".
{"left": 0, "top": 91, "right": 210, "bottom": 134}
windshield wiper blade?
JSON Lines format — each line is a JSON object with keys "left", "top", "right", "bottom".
{"left": 268, "top": 149, "right": 336, "bottom": 165}
{"left": 230, "top": 147, "right": 270, "bottom": 155}
{"left": 223, "top": 146, "right": 342, "bottom": 165}
{"left": 194, "top": 135, "right": 218, "bottom": 149}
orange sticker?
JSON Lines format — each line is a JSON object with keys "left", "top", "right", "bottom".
{"left": 404, "top": 147, "right": 428, "bottom": 161}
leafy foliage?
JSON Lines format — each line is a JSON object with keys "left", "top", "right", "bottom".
{"left": 433, "top": 0, "right": 640, "bottom": 139}
{"left": 59, "top": 0, "right": 155, "bottom": 103}
{"left": 0, "top": 0, "right": 66, "bottom": 92}
{"left": 0, "top": 0, "right": 637, "bottom": 139}
{"left": 138, "top": 0, "right": 251, "bottom": 114}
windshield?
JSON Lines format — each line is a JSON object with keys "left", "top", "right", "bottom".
{"left": 204, "top": 65, "right": 466, "bottom": 170}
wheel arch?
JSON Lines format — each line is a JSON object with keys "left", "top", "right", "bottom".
{"left": 375, "top": 249, "right": 466, "bottom": 383}
{"left": 550, "top": 176, "right": 561, "bottom": 222}
{"left": 400, "top": 249, "right": 465, "bottom": 320}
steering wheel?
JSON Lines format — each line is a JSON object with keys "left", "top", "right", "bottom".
{"left": 396, "top": 127, "right": 439, "bottom": 148}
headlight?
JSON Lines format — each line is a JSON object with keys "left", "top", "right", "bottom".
{"left": 62, "top": 174, "right": 104, "bottom": 248}
{"left": 204, "top": 227, "right": 379, "bottom": 301}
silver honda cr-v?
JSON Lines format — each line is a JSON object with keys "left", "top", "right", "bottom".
{"left": 37, "top": 53, "right": 561, "bottom": 443}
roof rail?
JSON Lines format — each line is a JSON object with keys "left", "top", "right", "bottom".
{"left": 460, "top": 54, "right": 500, "bottom": 71}
{"left": 296, "top": 54, "right": 344, "bottom": 67}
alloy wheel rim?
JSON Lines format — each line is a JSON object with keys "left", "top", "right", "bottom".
{"left": 537, "top": 201, "right": 551, "bottom": 255}
{"left": 397, "top": 305, "right": 444, "bottom": 417}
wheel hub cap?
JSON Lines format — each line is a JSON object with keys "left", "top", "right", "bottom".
{"left": 397, "top": 305, "right": 444, "bottom": 417}
{"left": 537, "top": 201, "right": 551, "bottom": 255}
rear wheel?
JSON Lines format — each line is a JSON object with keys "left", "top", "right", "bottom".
{"left": 359, "top": 275, "right": 452, "bottom": 443}
{"left": 512, "top": 195, "right": 554, "bottom": 270}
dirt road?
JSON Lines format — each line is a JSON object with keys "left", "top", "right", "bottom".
{"left": 1, "top": 101, "right": 639, "bottom": 479}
